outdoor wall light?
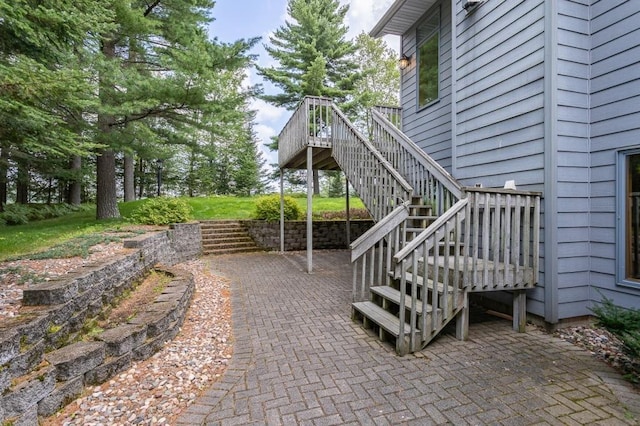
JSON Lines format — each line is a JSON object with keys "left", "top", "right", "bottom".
{"left": 398, "top": 54, "right": 411, "bottom": 70}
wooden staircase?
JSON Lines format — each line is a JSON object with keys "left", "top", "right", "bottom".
{"left": 200, "top": 221, "right": 262, "bottom": 256}
{"left": 277, "top": 97, "right": 541, "bottom": 355}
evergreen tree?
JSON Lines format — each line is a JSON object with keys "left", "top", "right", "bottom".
{"left": 257, "top": 0, "right": 361, "bottom": 194}
{"left": 349, "top": 33, "right": 400, "bottom": 137}
{"left": 257, "top": 0, "right": 359, "bottom": 109}
{"left": 94, "top": 0, "right": 258, "bottom": 218}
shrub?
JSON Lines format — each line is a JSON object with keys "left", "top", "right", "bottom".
{"left": 255, "top": 195, "right": 301, "bottom": 221}
{"left": 129, "top": 197, "right": 193, "bottom": 225}
{"left": 1, "top": 203, "right": 31, "bottom": 225}
{"left": 592, "top": 296, "right": 640, "bottom": 357}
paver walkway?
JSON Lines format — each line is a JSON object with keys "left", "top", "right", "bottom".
{"left": 178, "top": 251, "right": 640, "bottom": 425}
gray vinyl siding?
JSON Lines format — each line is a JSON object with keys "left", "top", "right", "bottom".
{"left": 400, "top": 0, "right": 453, "bottom": 171}
{"left": 453, "top": 0, "right": 545, "bottom": 190}
{"left": 555, "top": 0, "right": 592, "bottom": 319}
{"left": 454, "top": 0, "right": 546, "bottom": 317}
{"left": 589, "top": 0, "right": 640, "bottom": 310}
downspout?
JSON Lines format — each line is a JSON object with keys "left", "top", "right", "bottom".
{"left": 543, "top": 0, "right": 559, "bottom": 324}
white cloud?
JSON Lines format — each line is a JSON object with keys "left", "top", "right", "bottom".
{"left": 254, "top": 123, "right": 279, "bottom": 164}
{"left": 252, "top": 98, "right": 286, "bottom": 123}
{"left": 342, "top": 0, "right": 396, "bottom": 39}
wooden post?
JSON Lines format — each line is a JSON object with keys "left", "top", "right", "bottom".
{"left": 513, "top": 290, "right": 527, "bottom": 332}
{"left": 307, "top": 147, "right": 313, "bottom": 273}
{"left": 346, "top": 177, "right": 351, "bottom": 245}
{"left": 456, "top": 296, "right": 469, "bottom": 341}
{"left": 280, "top": 169, "right": 285, "bottom": 253}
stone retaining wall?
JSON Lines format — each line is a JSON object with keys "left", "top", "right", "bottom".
{"left": 0, "top": 223, "right": 201, "bottom": 424}
{"left": 242, "top": 220, "right": 374, "bottom": 251}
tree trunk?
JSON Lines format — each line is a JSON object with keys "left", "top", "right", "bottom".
{"left": 16, "top": 161, "right": 29, "bottom": 204}
{"left": 123, "top": 154, "right": 135, "bottom": 201}
{"left": 68, "top": 155, "right": 82, "bottom": 205}
{"left": 313, "top": 170, "right": 320, "bottom": 196}
{"left": 138, "top": 158, "right": 144, "bottom": 199}
{"left": 96, "top": 38, "right": 120, "bottom": 219}
{"left": 96, "top": 149, "right": 119, "bottom": 218}
{"left": 0, "top": 147, "right": 8, "bottom": 211}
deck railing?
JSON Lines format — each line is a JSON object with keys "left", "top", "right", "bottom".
{"left": 278, "top": 97, "right": 333, "bottom": 167}
{"left": 462, "top": 188, "right": 541, "bottom": 291}
{"left": 371, "top": 109, "right": 463, "bottom": 215}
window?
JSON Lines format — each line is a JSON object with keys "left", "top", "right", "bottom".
{"left": 417, "top": 11, "right": 440, "bottom": 108}
{"left": 625, "top": 153, "right": 640, "bottom": 283}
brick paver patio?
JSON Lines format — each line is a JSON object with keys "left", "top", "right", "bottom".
{"left": 177, "top": 251, "right": 640, "bottom": 425}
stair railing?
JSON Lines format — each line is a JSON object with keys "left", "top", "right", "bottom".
{"left": 392, "top": 188, "right": 541, "bottom": 351}
{"left": 330, "top": 103, "right": 413, "bottom": 222}
{"left": 370, "top": 109, "right": 463, "bottom": 216}
{"left": 350, "top": 204, "right": 409, "bottom": 302}
{"left": 393, "top": 199, "right": 469, "bottom": 352}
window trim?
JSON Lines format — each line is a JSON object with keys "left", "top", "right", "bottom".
{"left": 415, "top": 8, "right": 440, "bottom": 111}
{"left": 617, "top": 148, "right": 640, "bottom": 289}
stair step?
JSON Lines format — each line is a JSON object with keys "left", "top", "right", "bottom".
{"left": 352, "top": 301, "right": 415, "bottom": 337}
{"left": 203, "top": 247, "right": 263, "bottom": 256}
{"left": 370, "top": 286, "right": 431, "bottom": 315}
{"left": 202, "top": 241, "right": 258, "bottom": 250}
{"left": 401, "top": 272, "right": 455, "bottom": 294}
{"left": 201, "top": 235, "right": 252, "bottom": 242}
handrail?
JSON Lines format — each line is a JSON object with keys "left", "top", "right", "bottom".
{"left": 371, "top": 109, "right": 463, "bottom": 215}
{"left": 393, "top": 199, "right": 468, "bottom": 263}
{"left": 330, "top": 102, "right": 413, "bottom": 222}
{"left": 350, "top": 203, "right": 409, "bottom": 261}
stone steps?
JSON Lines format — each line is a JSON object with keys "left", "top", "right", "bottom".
{"left": 199, "top": 220, "right": 262, "bottom": 256}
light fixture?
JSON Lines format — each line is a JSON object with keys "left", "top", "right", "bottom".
{"left": 398, "top": 54, "right": 411, "bottom": 70}
{"left": 463, "top": 0, "right": 484, "bottom": 11}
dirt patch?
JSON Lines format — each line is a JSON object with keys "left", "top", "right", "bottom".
{"left": 98, "top": 270, "right": 172, "bottom": 329}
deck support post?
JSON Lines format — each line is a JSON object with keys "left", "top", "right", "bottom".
{"left": 456, "top": 295, "right": 469, "bottom": 341}
{"left": 280, "top": 169, "right": 285, "bottom": 253}
{"left": 307, "top": 147, "right": 313, "bottom": 274}
{"left": 513, "top": 290, "right": 527, "bottom": 332}
{"left": 346, "top": 177, "right": 351, "bottom": 245}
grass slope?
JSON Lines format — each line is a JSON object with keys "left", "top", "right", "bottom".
{"left": 0, "top": 196, "right": 365, "bottom": 261}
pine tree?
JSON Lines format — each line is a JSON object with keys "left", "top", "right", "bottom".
{"left": 348, "top": 32, "right": 400, "bottom": 137}
{"left": 93, "top": 0, "right": 258, "bottom": 218}
{"left": 257, "top": 0, "right": 361, "bottom": 194}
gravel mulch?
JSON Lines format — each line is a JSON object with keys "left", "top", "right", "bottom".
{"left": 41, "top": 258, "right": 232, "bottom": 425}
{"left": 555, "top": 325, "right": 640, "bottom": 387}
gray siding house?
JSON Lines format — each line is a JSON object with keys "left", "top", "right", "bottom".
{"left": 371, "top": 0, "right": 640, "bottom": 324}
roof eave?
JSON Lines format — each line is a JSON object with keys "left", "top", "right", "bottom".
{"left": 369, "top": 0, "right": 408, "bottom": 38}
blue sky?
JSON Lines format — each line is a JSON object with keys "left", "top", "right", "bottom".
{"left": 207, "top": 0, "right": 398, "bottom": 167}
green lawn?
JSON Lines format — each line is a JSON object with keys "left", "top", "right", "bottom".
{"left": 0, "top": 195, "right": 365, "bottom": 261}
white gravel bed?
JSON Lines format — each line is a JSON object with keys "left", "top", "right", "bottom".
{"left": 42, "top": 259, "right": 232, "bottom": 426}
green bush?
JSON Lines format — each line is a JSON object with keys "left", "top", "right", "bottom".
{"left": 255, "top": 195, "right": 301, "bottom": 221}
{"left": 592, "top": 296, "right": 640, "bottom": 357}
{"left": 2, "top": 204, "right": 31, "bottom": 225}
{"left": 129, "top": 197, "right": 193, "bottom": 225}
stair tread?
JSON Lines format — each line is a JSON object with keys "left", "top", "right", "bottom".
{"left": 204, "top": 247, "right": 263, "bottom": 255}
{"left": 396, "top": 272, "right": 456, "bottom": 293}
{"left": 352, "top": 301, "right": 414, "bottom": 337}
{"left": 370, "top": 286, "right": 431, "bottom": 315}
{"left": 202, "top": 241, "right": 258, "bottom": 248}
